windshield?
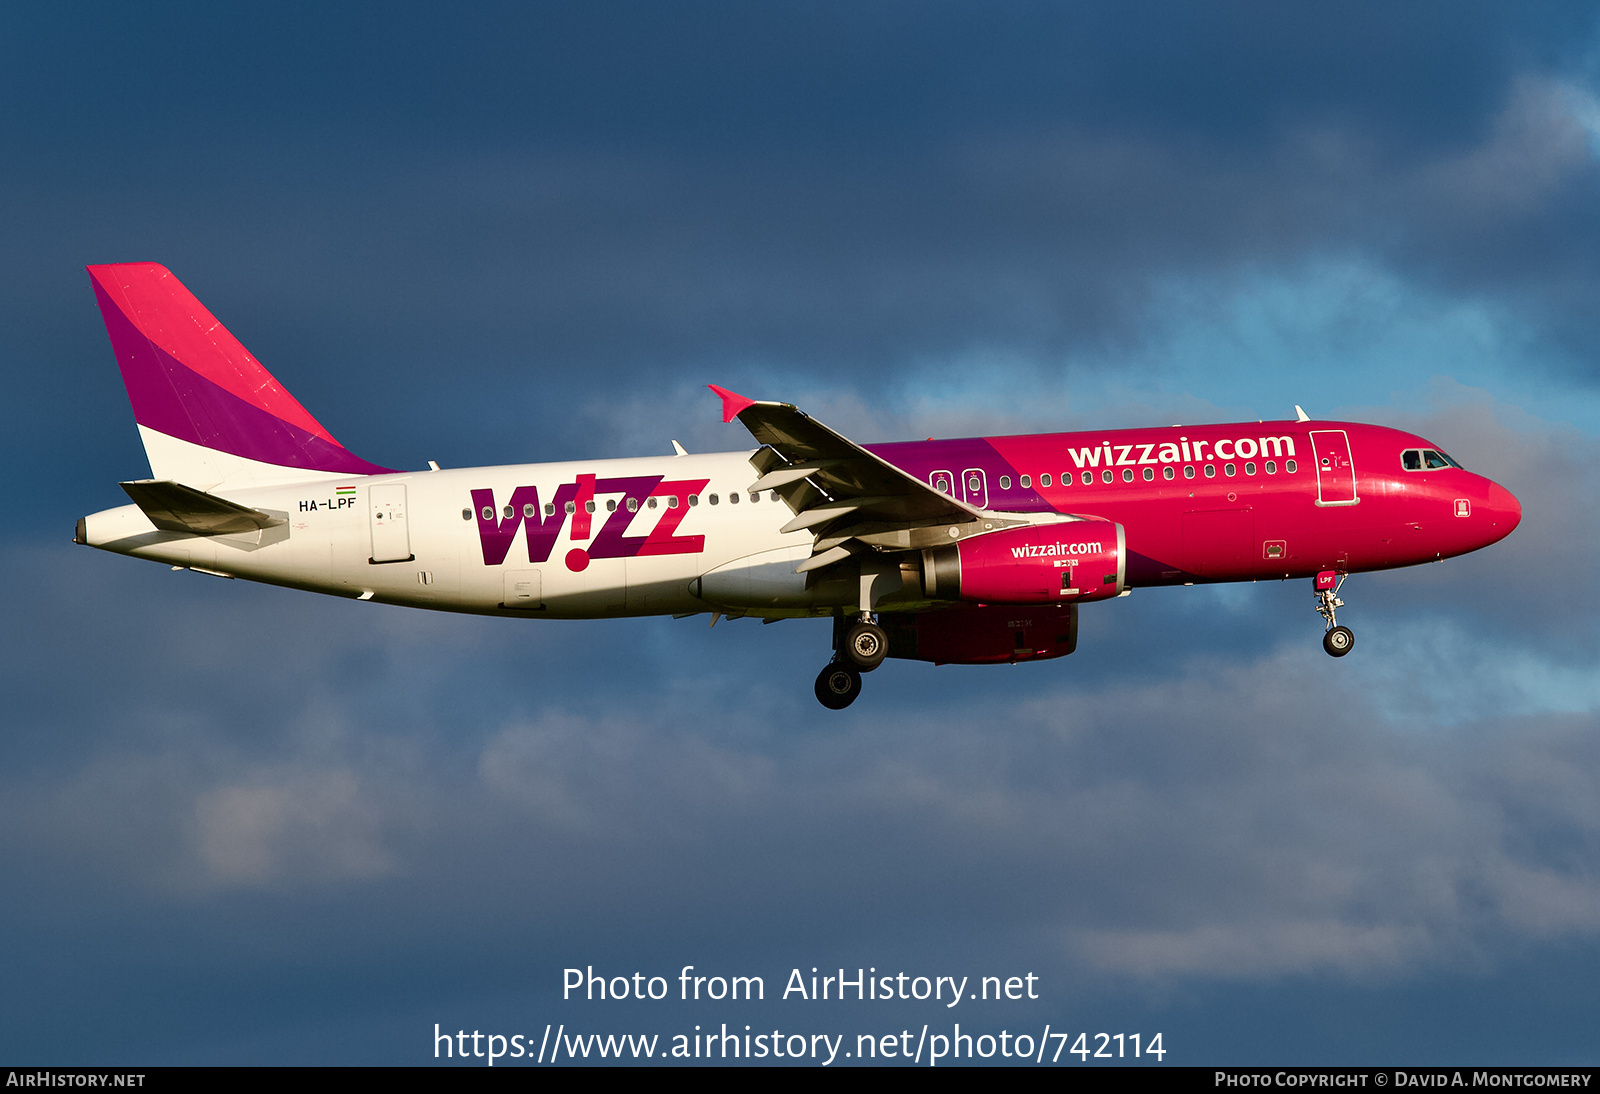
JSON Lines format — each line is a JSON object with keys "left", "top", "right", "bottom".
{"left": 1401, "top": 448, "right": 1465, "bottom": 471}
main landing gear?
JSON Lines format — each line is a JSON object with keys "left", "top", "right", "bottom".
{"left": 814, "top": 613, "right": 888, "bottom": 709}
{"left": 1314, "top": 571, "right": 1354, "bottom": 657}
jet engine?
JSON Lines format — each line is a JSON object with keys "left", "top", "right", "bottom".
{"left": 920, "top": 519, "right": 1125, "bottom": 604}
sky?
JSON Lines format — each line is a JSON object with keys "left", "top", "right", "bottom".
{"left": 3, "top": 0, "right": 1599, "bottom": 1067}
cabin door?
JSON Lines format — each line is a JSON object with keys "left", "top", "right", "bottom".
{"left": 1309, "top": 430, "right": 1358, "bottom": 506}
{"left": 369, "top": 484, "right": 414, "bottom": 563}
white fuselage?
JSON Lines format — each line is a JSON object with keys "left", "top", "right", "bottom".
{"left": 81, "top": 451, "right": 878, "bottom": 619}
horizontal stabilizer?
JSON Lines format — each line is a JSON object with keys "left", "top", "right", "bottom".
{"left": 119, "top": 480, "right": 288, "bottom": 535}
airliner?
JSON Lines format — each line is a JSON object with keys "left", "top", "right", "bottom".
{"left": 76, "top": 263, "right": 1523, "bottom": 708}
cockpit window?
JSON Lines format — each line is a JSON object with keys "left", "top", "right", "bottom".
{"left": 1402, "top": 448, "right": 1465, "bottom": 471}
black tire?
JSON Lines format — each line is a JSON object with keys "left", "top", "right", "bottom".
{"left": 842, "top": 621, "right": 888, "bottom": 672}
{"left": 1323, "top": 626, "right": 1354, "bottom": 657}
{"left": 814, "top": 661, "right": 862, "bottom": 709}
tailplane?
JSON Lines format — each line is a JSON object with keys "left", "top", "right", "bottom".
{"left": 87, "top": 263, "right": 392, "bottom": 489}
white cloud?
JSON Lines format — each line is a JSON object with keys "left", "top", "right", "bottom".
{"left": 193, "top": 768, "right": 398, "bottom": 886}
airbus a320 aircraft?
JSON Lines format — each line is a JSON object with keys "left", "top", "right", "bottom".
{"left": 77, "top": 263, "right": 1522, "bottom": 708}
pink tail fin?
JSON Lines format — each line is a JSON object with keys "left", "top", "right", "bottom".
{"left": 88, "top": 263, "right": 392, "bottom": 484}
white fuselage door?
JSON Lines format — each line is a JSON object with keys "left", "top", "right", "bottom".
{"left": 1309, "top": 430, "right": 1358, "bottom": 507}
{"left": 369, "top": 484, "right": 414, "bottom": 563}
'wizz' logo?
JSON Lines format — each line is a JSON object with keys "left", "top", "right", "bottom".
{"left": 470, "top": 474, "right": 710, "bottom": 566}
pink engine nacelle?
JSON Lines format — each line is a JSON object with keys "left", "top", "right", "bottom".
{"left": 921, "top": 519, "right": 1126, "bottom": 604}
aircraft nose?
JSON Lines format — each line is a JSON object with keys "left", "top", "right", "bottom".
{"left": 1484, "top": 480, "right": 1521, "bottom": 539}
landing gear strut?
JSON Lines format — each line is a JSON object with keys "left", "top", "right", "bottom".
{"left": 1314, "top": 571, "right": 1354, "bottom": 657}
{"left": 814, "top": 612, "right": 888, "bottom": 709}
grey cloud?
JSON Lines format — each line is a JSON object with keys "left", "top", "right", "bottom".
{"left": 15, "top": 598, "right": 1600, "bottom": 986}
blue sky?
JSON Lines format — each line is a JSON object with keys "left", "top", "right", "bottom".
{"left": 3, "top": 2, "right": 1599, "bottom": 1065}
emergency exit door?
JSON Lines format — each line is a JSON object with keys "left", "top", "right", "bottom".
{"left": 961, "top": 468, "right": 989, "bottom": 508}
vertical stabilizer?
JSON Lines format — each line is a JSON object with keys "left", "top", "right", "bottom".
{"left": 87, "top": 263, "right": 392, "bottom": 488}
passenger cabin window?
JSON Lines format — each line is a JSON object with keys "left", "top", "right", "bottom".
{"left": 1040, "top": 473, "right": 1051, "bottom": 487}
{"left": 1142, "top": 467, "right": 1154, "bottom": 481}
{"left": 999, "top": 475, "right": 1012, "bottom": 489}
{"left": 1020, "top": 475, "right": 1031, "bottom": 488}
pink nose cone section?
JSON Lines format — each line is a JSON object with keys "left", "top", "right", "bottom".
{"left": 1482, "top": 481, "right": 1522, "bottom": 545}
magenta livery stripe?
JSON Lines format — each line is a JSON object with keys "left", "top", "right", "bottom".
{"left": 88, "top": 264, "right": 392, "bottom": 476}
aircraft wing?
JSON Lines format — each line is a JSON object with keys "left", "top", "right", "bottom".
{"left": 710, "top": 386, "right": 1020, "bottom": 573}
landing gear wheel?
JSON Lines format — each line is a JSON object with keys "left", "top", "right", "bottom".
{"left": 814, "top": 661, "right": 862, "bottom": 709}
{"left": 1323, "top": 626, "right": 1355, "bottom": 657}
{"left": 842, "top": 621, "right": 888, "bottom": 672}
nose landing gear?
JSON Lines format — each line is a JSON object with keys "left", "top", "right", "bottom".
{"left": 1314, "top": 570, "right": 1354, "bottom": 657}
